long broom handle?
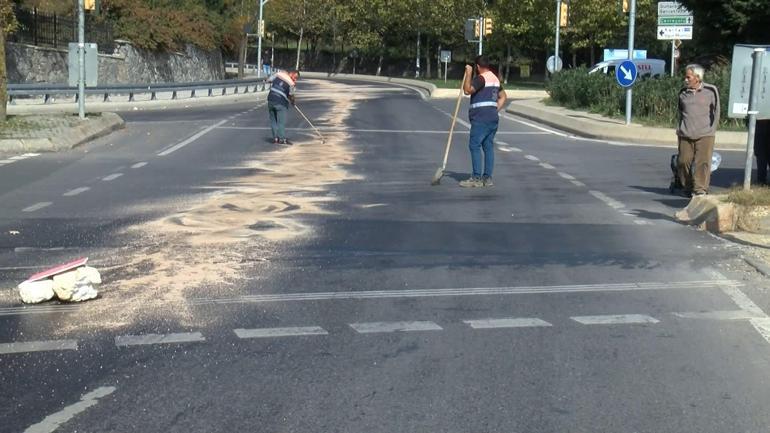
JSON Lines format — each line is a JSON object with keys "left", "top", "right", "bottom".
{"left": 441, "top": 71, "right": 468, "bottom": 170}
{"left": 295, "top": 105, "right": 325, "bottom": 141}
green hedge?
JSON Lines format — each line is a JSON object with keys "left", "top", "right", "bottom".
{"left": 545, "top": 64, "right": 741, "bottom": 129}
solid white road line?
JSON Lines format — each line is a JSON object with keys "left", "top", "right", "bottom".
{"left": 589, "top": 190, "right": 626, "bottom": 210}
{"left": 502, "top": 114, "right": 570, "bottom": 137}
{"left": 571, "top": 314, "right": 660, "bottom": 325}
{"left": 158, "top": 119, "right": 229, "bottom": 156}
{"left": 749, "top": 318, "right": 770, "bottom": 344}
{"left": 0, "top": 305, "right": 82, "bottom": 317}
{"left": 464, "top": 318, "right": 553, "bottom": 329}
{"left": 673, "top": 310, "right": 763, "bottom": 320}
{"left": 131, "top": 162, "right": 148, "bottom": 169}
{"left": 234, "top": 326, "right": 328, "bottom": 339}
{"left": 62, "top": 187, "right": 90, "bottom": 197}
{"left": 0, "top": 339, "right": 78, "bottom": 355}
{"left": 0, "top": 159, "right": 15, "bottom": 164}
{"left": 349, "top": 321, "right": 443, "bottom": 334}
{"left": 558, "top": 172, "right": 576, "bottom": 180}
{"left": 24, "top": 386, "right": 116, "bottom": 433}
{"left": 191, "top": 280, "right": 742, "bottom": 306}
{"left": 114, "top": 332, "right": 205, "bottom": 347}
{"left": 22, "top": 202, "right": 52, "bottom": 212}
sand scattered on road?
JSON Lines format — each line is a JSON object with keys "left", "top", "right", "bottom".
{"left": 51, "top": 82, "right": 364, "bottom": 333}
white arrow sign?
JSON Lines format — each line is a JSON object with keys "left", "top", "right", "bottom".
{"left": 620, "top": 65, "right": 633, "bottom": 81}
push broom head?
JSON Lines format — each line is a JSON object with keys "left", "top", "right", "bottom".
{"left": 430, "top": 167, "right": 444, "bottom": 186}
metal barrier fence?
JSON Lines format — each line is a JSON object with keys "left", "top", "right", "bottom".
{"left": 9, "top": 6, "right": 115, "bottom": 53}
{"left": 7, "top": 78, "right": 269, "bottom": 105}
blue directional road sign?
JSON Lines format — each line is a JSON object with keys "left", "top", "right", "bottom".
{"left": 616, "top": 60, "right": 638, "bottom": 87}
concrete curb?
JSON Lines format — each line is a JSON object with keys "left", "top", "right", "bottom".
{"left": 7, "top": 91, "right": 267, "bottom": 116}
{"left": 0, "top": 112, "right": 125, "bottom": 152}
{"left": 506, "top": 98, "right": 748, "bottom": 150}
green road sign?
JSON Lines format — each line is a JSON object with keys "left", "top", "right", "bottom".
{"left": 657, "top": 16, "right": 693, "bottom": 25}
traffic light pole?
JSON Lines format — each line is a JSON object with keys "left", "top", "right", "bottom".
{"left": 478, "top": 17, "right": 483, "bottom": 55}
{"left": 554, "top": 0, "right": 561, "bottom": 73}
{"left": 624, "top": 0, "right": 636, "bottom": 125}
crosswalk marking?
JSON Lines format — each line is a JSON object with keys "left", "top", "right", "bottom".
{"left": 234, "top": 326, "right": 328, "bottom": 339}
{"left": 571, "top": 314, "right": 660, "bottom": 325}
{"left": 114, "top": 332, "right": 205, "bottom": 347}
{"left": 463, "top": 318, "right": 552, "bottom": 329}
{"left": 349, "top": 321, "right": 443, "bottom": 334}
{"left": 0, "top": 340, "right": 78, "bottom": 355}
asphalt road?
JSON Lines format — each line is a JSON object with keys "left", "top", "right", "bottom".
{"left": 2, "top": 79, "right": 770, "bottom": 433}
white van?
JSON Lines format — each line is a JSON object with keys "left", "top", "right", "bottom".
{"left": 588, "top": 59, "right": 666, "bottom": 79}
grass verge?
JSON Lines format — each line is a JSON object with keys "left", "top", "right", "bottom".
{"left": 723, "top": 186, "right": 770, "bottom": 206}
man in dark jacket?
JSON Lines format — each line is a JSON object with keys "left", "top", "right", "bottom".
{"left": 267, "top": 70, "right": 299, "bottom": 145}
{"left": 677, "top": 64, "right": 720, "bottom": 197}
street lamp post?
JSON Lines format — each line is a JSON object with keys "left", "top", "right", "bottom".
{"left": 257, "top": 0, "right": 269, "bottom": 78}
{"left": 554, "top": 0, "right": 561, "bottom": 73}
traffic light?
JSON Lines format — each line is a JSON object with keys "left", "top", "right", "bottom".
{"left": 622, "top": 0, "right": 629, "bottom": 13}
{"left": 474, "top": 19, "right": 481, "bottom": 38}
{"left": 84, "top": 0, "right": 97, "bottom": 11}
{"left": 484, "top": 17, "right": 493, "bottom": 35}
{"left": 559, "top": 2, "right": 569, "bottom": 27}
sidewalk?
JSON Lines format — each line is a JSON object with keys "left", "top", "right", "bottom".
{"left": 506, "top": 98, "right": 749, "bottom": 150}
{"left": 0, "top": 113, "right": 124, "bottom": 153}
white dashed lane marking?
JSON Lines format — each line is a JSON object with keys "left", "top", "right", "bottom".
{"left": 158, "top": 118, "right": 229, "bottom": 156}
{"left": 102, "top": 173, "right": 123, "bottom": 182}
{"left": 589, "top": 190, "right": 625, "bottom": 210}
{"left": 24, "top": 386, "right": 116, "bottom": 433}
{"left": 0, "top": 339, "right": 78, "bottom": 354}
{"left": 63, "top": 187, "right": 90, "bottom": 197}
{"left": 464, "top": 318, "right": 553, "bottom": 329}
{"left": 114, "top": 332, "right": 205, "bottom": 347}
{"left": 234, "top": 326, "right": 329, "bottom": 339}
{"left": 539, "top": 162, "right": 556, "bottom": 170}
{"left": 0, "top": 153, "right": 40, "bottom": 167}
{"left": 524, "top": 155, "right": 540, "bottom": 162}
{"left": 571, "top": 314, "right": 660, "bottom": 325}
{"left": 558, "top": 172, "right": 576, "bottom": 180}
{"left": 131, "top": 162, "right": 148, "bottom": 169}
{"left": 571, "top": 180, "right": 586, "bottom": 187}
{"left": 673, "top": 310, "right": 762, "bottom": 320}
{"left": 22, "top": 202, "right": 52, "bottom": 212}
{"left": 349, "top": 321, "right": 443, "bottom": 334}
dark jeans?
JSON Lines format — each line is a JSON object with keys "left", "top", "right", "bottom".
{"left": 469, "top": 121, "right": 498, "bottom": 178}
{"left": 268, "top": 103, "right": 288, "bottom": 140}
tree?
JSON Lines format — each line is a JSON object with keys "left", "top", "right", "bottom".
{"left": 678, "top": 0, "right": 770, "bottom": 58}
{"left": 0, "top": 0, "right": 18, "bottom": 122}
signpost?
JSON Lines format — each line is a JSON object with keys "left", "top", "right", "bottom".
{"left": 728, "top": 44, "right": 770, "bottom": 190}
{"left": 440, "top": 50, "right": 452, "bottom": 82}
{"left": 657, "top": 1, "right": 693, "bottom": 77}
{"left": 616, "top": 60, "right": 638, "bottom": 88}
{"left": 546, "top": 55, "right": 563, "bottom": 74}
{"left": 624, "top": 0, "right": 636, "bottom": 125}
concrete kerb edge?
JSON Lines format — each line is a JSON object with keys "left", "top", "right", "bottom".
{"left": 506, "top": 99, "right": 749, "bottom": 151}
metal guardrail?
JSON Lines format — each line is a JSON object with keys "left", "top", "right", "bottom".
{"left": 224, "top": 62, "right": 259, "bottom": 71}
{"left": 7, "top": 77, "right": 269, "bottom": 104}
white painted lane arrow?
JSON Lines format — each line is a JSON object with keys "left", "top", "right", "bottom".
{"left": 620, "top": 65, "right": 633, "bottom": 81}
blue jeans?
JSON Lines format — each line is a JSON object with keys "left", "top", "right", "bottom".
{"left": 268, "top": 103, "right": 287, "bottom": 139}
{"left": 469, "top": 121, "right": 498, "bottom": 177}
{"left": 263, "top": 64, "right": 272, "bottom": 76}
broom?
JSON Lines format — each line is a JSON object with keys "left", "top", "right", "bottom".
{"left": 294, "top": 104, "right": 326, "bottom": 144}
{"left": 431, "top": 71, "right": 467, "bottom": 186}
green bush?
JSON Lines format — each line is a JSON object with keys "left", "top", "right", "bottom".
{"left": 546, "top": 64, "right": 741, "bottom": 129}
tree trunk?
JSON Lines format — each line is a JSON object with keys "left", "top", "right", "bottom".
{"left": 504, "top": 44, "right": 511, "bottom": 84}
{"left": 425, "top": 35, "right": 431, "bottom": 79}
{"left": 295, "top": 27, "right": 304, "bottom": 70}
{"left": 436, "top": 44, "right": 441, "bottom": 80}
{"left": 376, "top": 50, "right": 384, "bottom": 76}
{"left": 0, "top": 29, "right": 7, "bottom": 121}
{"left": 572, "top": 51, "right": 577, "bottom": 68}
{"left": 238, "top": 35, "right": 247, "bottom": 79}
{"left": 590, "top": 37, "right": 596, "bottom": 66}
